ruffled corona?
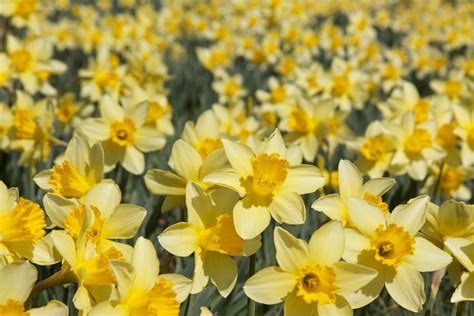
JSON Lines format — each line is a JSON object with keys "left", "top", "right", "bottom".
{"left": 295, "top": 265, "right": 338, "bottom": 305}
{"left": 370, "top": 224, "right": 414, "bottom": 267}
{"left": 49, "top": 160, "right": 91, "bottom": 198}
{"left": 199, "top": 214, "right": 244, "bottom": 256}
{"left": 0, "top": 198, "right": 45, "bottom": 243}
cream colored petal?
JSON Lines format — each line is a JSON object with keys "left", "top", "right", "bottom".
{"left": 65, "top": 135, "right": 89, "bottom": 173}
{"left": 388, "top": 195, "right": 429, "bottom": 236}
{"left": 185, "top": 181, "right": 215, "bottom": 229}
{"left": 385, "top": 264, "right": 425, "bottom": 312}
{"left": 269, "top": 192, "right": 305, "bottom": 224}
{"left": 204, "top": 252, "right": 237, "bottom": 297}
{"left": 88, "top": 142, "right": 105, "bottom": 184}
{"left": 159, "top": 274, "right": 192, "bottom": 303}
{"left": 89, "top": 302, "right": 128, "bottom": 316}
{"left": 317, "top": 295, "right": 352, "bottom": 316}
{"left": 159, "top": 222, "right": 198, "bottom": 257}
{"left": 144, "top": 169, "right": 187, "bottom": 195}
{"left": 338, "top": 159, "right": 363, "bottom": 200}
{"left": 202, "top": 168, "right": 244, "bottom": 195}
{"left": 29, "top": 300, "right": 69, "bottom": 316}
{"left": 33, "top": 169, "right": 54, "bottom": 191}
{"left": 261, "top": 129, "right": 286, "bottom": 157}
{"left": 162, "top": 195, "right": 186, "bottom": 212}
{"left": 132, "top": 237, "right": 160, "bottom": 291}
{"left": 311, "top": 194, "right": 345, "bottom": 222}
{"left": 103, "top": 204, "right": 146, "bottom": 239}
{"left": 362, "top": 177, "right": 396, "bottom": 196}
{"left": 243, "top": 266, "right": 296, "bottom": 304}
{"left": 73, "top": 285, "right": 91, "bottom": 310}
{"left": 280, "top": 165, "right": 325, "bottom": 195}
{"left": 85, "top": 182, "right": 121, "bottom": 220}
{"left": 284, "top": 291, "right": 315, "bottom": 315}
{"left": 43, "top": 193, "right": 80, "bottom": 228}
{"left": 79, "top": 118, "right": 110, "bottom": 141}
{"left": 191, "top": 250, "right": 209, "bottom": 294}
{"left": 345, "top": 267, "right": 386, "bottom": 309}
{"left": 50, "top": 230, "right": 77, "bottom": 267}
{"left": 346, "top": 197, "right": 386, "bottom": 238}
{"left": 451, "top": 272, "right": 474, "bottom": 302}
{"left": 405, "top": 237, "right": 451, "bottom": 272}
{"left": 100, "top": 95, "right": 124, "bottom": 122}
{"left": 134, "top": 127, "right": 166, "bottom": 153}
{"left": 445, "top": 238, "right": 474, "bottom": 272}
{"left": 342, "top": 228, "right": 370, "bottom": 263}
{"left": 169, "top": 140, "right": 202, "bottom": 180}
{"left": 108, "top": 260, "right": 134, "bottom": 298}
{"left": 309, "top": 220, "right": 344, "bottom": 265}
{"left": 222, "top": 139, "right": 253, "bottom": 174}
{"left": 274, "top": 227, "right": 309, "bottom": 273}
{"left": 438, "top": 200, "right": 473, "bottom": 237}
{"left": 12, "top": 238, "right": 57, "bottom": 266}
{"left": 199, "top": 148, "right": 228, "bottom": 178}
{"left": 0, "top": 261, "right": 37, "bottom": 304}
{"left": 233, "top": 198, "right": 271, "bottom": 239}
{"left": 332, "top": 261, "right": 378, "bottom": 296}
{"left": 122, "top": 146, "right": 145, "bottom": 175}
{"left": 129, "top": 101, "right": 148, "bottom": 127}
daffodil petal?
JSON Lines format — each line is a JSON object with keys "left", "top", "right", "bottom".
{"left": 29, "top": 300, "right": 69, "bottom": 316}
{"left": 347, "top": 197, "right": 386, "bottom": 238}
{"left": 132, "top": 237, "right": 160, "bottom": 291}
{"left": 317, "top": 295, "right": 352, "bottom": 316}
{"left": 159, "top": 222, "right": 198, "bottom": 257}
{"left": 244, "top": 266, "right": 296, "bottom": 305}
{"left": 388, "top": 195, "right": 429, "bottom": 236}
{"left": 309, "top": 220, "right": 344, "bottom": 265}
{"left": 405, "top": 237, "right": 452, "bottom": 272}
{"left": 280, "top": 165, "right": 325, "bottom": 195}
{"left": 269, "top": 192, "right": 305, "bottom": 224}
{"left": 159, "top": 274, "right": 192, "bottom": 303}
{"left": 122, "top": 146, "right": 145, "bottom": 175}
{"left": 274, "top": 227, "right": 309, "bottom": 273}
{"left": 0, "top": 261, "right": 37, "bottom": 303}
{"left": 43, "top": 193, "right": 80, "bottom": 228}
{"left": 311, "top": 194, "right": 345, "bottom": 222}
{"left": 233, "top": 198, "right": 271, "bottom": 239}
{"left": 103, "top": 204, "right": 146, "bottom": 239}
{"left": 342, "top": 228, "right": 371, "bottom": 263}
{"left": 222, "top": 139, "right": 253, "bottom": 174}
{"left": 332, "top": 261, "right": 378, "bottom": 296}
{"left": 385, "top": 264, "right": 425, "bottom": 312}
{"left": 144, "top": 169, "right": 187, "bottom": 195}
{"left": 202, "top": 168, "right": 244, "bottom": 195}
{"left": 85, "top": 182, "right": 121, "bottom": 220}
{"left": 204, "top": 252, "right": 238, "bottom": 298}
{"left": 451, "top": 272, "right": 474, "bottom": 303}
{"left": 134, "top": 127, "right": 166, "bottom": 153}
{"left": 362, "top": 177, "right": 396, "bottom": 196}
{"left": 338, "top": 159, "right": 363, "bottom": 201}
{"left": 284, "top": 291, "right": 315, "bottom": 315}
{"left": 445, "top": 237, "right": 474, "bottom": 272}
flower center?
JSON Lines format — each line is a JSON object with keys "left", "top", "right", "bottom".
{"left": 436, "top": 122, "right": 458, "bottom": 148}
{"left": 0, "top": 299, "right": 28, "bottom": 316}
{"left": 296, "top": 265, "right": 338, "bottom": 305}
{"left": 64, "top": 205, "right": 104, "bottom": 241}
{"left": 127, "top": 278, "right": 179, "bottom": 316}
{"left": 199, "top": 214, "right": 244, "bottom": 256}
{"left": 16, "top": 0, "right": 36, "bottom": 18}
{"left": 383, "top": 64, "right": 399, "bottom": 80}
{"left": 241, "top": 153, "right": 289, "bottom": 198}
{"left": 224, "top": 80, "right": 240, "bottom": 97}
{"left": 445, "top": 80, "right": 461, "bottom": 99}
{"left": 0, "top": 198, "right": 45, "bottom": 243}
{"left": 288, "top": 107, "right": 313, "bottom": 133}
{"left": 110, "top": 119, "right": 136, "bottom": 147}
{"left": 194, "top": 138, "right": 222, "bottom": 159}
{"left": 370, "top": 224, "right": 414, "bottom": 267}
{"left": 364, "top": 192, "right": 389, "bottom": 215}
{"left": 440, "top": 166, "right": 464, "bottom": 193}
{"left": 270, "top": 85, "right": 287, "bottom": 103}
{"left": 49, "top": 160, "right": 91, "bottom": 198}
{"left": 413, "top": 99, "right": 430, "bottom": 123}
{"left": 10, "top": 50, "right": 32, "bottom": 73}
{"left": 78, "top": 247, "right": 123, "bottom": 286}
{"left": 404, "top": 128, "right": 432, "bottom": 157}
{"left": 145, "top": 101, "right": 170, "bottom": 124}
{"left": 57, "top": 100, "right": 78, "bottom": 124}
{"left": 12, "top": 109, "right": 41, "bottom": 141}
{"left": 331, "top": 75, "right": 350, "bottom": 97}
{"left": 360, "top": 136, "right": 388, "bottom": 161}
{"left": 93, "top": 70, "right": 119, "bottom": 89}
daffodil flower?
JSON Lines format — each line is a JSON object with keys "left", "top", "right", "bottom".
{"left": 89, "top": 237, "right": 192, "bottom": 315}
{"left": 312, "top": 159, "right": 395, "bottom": 227}
{"left": 145, "top": 139, "right": 228, "bottom": 212}
{"left": 343, "top": 196, "right": 452, "bottom": 312}
{"left": 244, "top": 222, "right": 378, "bottom": 315}
{"left": 34, "top": 135, "right": 104, "bottom": 199}
{"left": 43, "top": 181, "right": 146, "bottom": 259}
{"left": 0, "top": 181, "right": 54, "bottom": 266}
{"left": 0, "top": 261, "right": 68, "bottom": 315}
{"left": 80, "top": 95, "right": 166, "bottom": 175}
{"left": 444, "top": 238, "right": 474, "bottom": 302}
{"left": 159, "top": 182, "right": 261, "bottom": 297}
{"left": 204, "top": 129, "right": 325, "bottom": 239}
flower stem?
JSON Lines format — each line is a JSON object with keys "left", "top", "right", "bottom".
{"left": 432, "top": 162, "right": 445, "bottom": 201}
{"left": 427, "top": 267, "right": 446, "bottom": 315}
{"left": 247, "top": 253, "right": 256, "bottom": 316}
{"left": 451, "top": 302, "right": 458, "bottom": 316}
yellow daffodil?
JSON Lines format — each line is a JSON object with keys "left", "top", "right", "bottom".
{"left": 312, "top": 159, "right": 395, "bottom": 227}
{"left": 145, "top": 139, "right": 228, "bottom": 212}
{"left": 343, "top": 196, "right": 451, "bottom": 312}
{"left": 444, "top": 238, "right": 474, "bottom": 302}
{"left": 0, "top": 181, "right": 54, "bottom": 266}
{"left": 0, "top": 261, "right": 68, "bottom": 315}
{"left": 34, "top": 135, "right": 105, "bottom": 199}
{"left": 80, "top": 95, "right": 166, "bottom": 174}
{"left": 159, "top": 182, "right": 261, "bottom": 297}
{"left": 453, "top": 104, "right": 474, "bottom": 166}
{"left": 44, "top": 181, "right": 146, "bottom": 258}
{"left": 0, "top": 103, "right": 12, "bottom": 150}
{"left": 89, "top": 237, "right": 191, "bottom": 316}
{"left": 244, "top": 222, "right": 378, "bottom": 315}
{"left": 204, "top": 129, "right": 325, "bottom": 239}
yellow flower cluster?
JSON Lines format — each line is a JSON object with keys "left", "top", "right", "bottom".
{"left": 0, "top": 0, "right": 473, "bottom": 315}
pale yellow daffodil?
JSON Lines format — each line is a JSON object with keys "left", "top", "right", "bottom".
{"left": 444, "top": 238, "right": 474, "bottom": 302}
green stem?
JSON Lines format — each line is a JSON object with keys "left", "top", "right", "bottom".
{"left": 247, "top": 253, "right": 256, "bottom": 316}
{"left": 426, "top": 267, "right": 446, "bottom": 315}
{"left": 432, "top": 162, "right": 445, "bottom": 201}
{"left": 183, "top": 293, "right": 193, "bottom": 316}
{"left": 451, "top": 302, "right": 458, "bottom": 316}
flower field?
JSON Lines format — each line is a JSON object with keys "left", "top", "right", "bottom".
{"left": 0, "top": 0, "right": 473, "bottom": 315}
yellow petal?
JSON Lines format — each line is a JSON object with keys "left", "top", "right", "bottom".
{"left": 317, "top": 295, "right": 352, "bottom": 316}
{"left": 132, "top": 237, "right": 160, "bottom": 291}
{"left": 332, "top": 261, "right": 378, "bottom": 296}
{"left": 28, "top": 300, "right": 68, "bottom": 316}
{"left": 109, "top": 260, "right": 133, "bottom": 297}
{"left": 280, "top": 165, "right": 325, "bottom": 195}
{"left": 169, "top": 140, "right": 202, "bottom": 180}
{"left": 202, "top": 168, "right": 244, "bottom": 195}
{"left": 388, "top": 195, "right": 429, "bottom": 236}
{"left": 50, "top": 230, "right": 76, "bottom": 268}
{"left": 159, "top": 222, "right": 198, "bottom": 257}
{"left": 342, "top": 228, "right": 370, "bottom": 263}
{"left": 103, "top": 204, "right": 146, "bottom": 239}
{"left": 338, "top": 159, "right": 363, "bottom": 201}
{"left": 346, "top": 197, "right": 386, "bottom": 238}
{"left": 204, "top": 252, "right": 237, "bottom": 297}
{"left": 284, "top": 291, "right": 315, "bottom": 315}
{"left": 144, "top": 169, "right": 187, "bottom": 196}
{"left": 243, "top": 266, "right": 296, "bottom": 304}
{"left": 274, "top": 227, "right": 309, "bottom": 273}
{"left": 269, "top": 192, "right": 305, "bottom": 224}
{"left": 222, "top": 139, "right": 253, "bottom": 174}
{"left": 159, "top": 274, "right": 192, "bottom": 303}
{"left": 85, "top": 182, "right": 121, "bottom": 220}
{"left": 191, "top": 249, "right": 209, "bottom": 294}
{"left": 261, "top": 129, "right": 286, "bottom": 157}
{"left": 122, "top": 146, "right": 145, "bottom": 175}
{"left": 445, "top": 237, "right": 474, "bottom": 272}
{"left": 134, "top": 127, "right": 166, "bottom": 153}
{"left": 311, "top": 194, "right": 345, "bottom": 222}
{"left": 100, "top": 95, "right": 124, "bottom": 123}
{"left": 309, "top": 220, "right": 344, "bottom": 265}
{"left": 405, "top": 237, "right": 451, "bottom": 272}
{"left": 89, "top": 302, "right": 128, "bottom": 316}
{"left": 451, "top": 272, "right": 474, "bottom": 302}
{"left": 43, "top": 193, "right": 80, "bottom": 228}
{"left": 0, "top": 261, "right": 37, "bottom": 304}
{"left": 362, "top": 177, "right": 396, "bottom": 196}
{"left": 385, "top": 264, "right": 425, "bottom": 312}
{"left": 233, "top": 198, "right": 271, "bottom": 239}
